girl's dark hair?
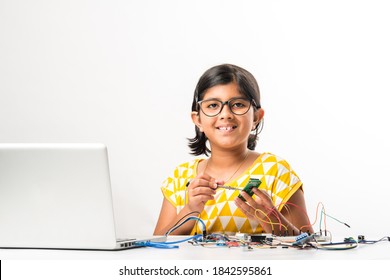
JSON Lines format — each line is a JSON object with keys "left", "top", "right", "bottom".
{"left": 188, "top": 64, "right": 262, "bottom": 156}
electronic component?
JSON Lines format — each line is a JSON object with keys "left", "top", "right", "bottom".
{"left": 249, "top": 233, "right": 273, "bottom": 242}
{"left": 235, "top": 232, "right": 250, "bottom": 242}
{"left": 238, "top": 178, "right": 261, "bottom": 201}
{"left": 292, "top": 232, "right": 314, "bottom": 246}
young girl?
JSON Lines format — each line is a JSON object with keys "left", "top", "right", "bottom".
{"left": 154, "top": 64, "right": 313, "bottom": 236}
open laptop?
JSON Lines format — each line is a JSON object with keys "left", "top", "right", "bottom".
{"left": 0, "top": 143, "right": 166, "bottom": 250}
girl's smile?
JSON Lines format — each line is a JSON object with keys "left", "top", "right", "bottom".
{"left": 216, "top": 124, "right": 237, "bottom": 131}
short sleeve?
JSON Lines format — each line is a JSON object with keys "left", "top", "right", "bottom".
{"left": 251, "top": 153, "right": 303, "bottom": 212}
{"left": 160, "top": 160, "right": 200, "bottom": 213}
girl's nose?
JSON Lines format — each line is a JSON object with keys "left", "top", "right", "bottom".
{"left": 219, "top": 102, "right": 233, "bottom": 119}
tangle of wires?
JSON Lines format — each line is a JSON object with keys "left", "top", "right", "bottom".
{"left": 142, "top": 203, "right": 389, "bottom": 251}
{"left": 250, "top": 201, "right": 352, "bottom": 238}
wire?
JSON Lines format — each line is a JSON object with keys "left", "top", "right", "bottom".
{"left": 165, "top": 216, "right": 206, "bottom": 237}
{"left": 272, "top": 201, "right": 314, "bottom": 233}
{"left": 163, "top": 234, "right": 203, "bottom": 244}
{"left": 143, "top": 235, "right": 203, "bottom": 249}
{"left": 311, "top": 237, "right": 358, "bottom": 250}
{"left": 253, "top": 200, "right": 350, "bottom": 236}
{"left": 142, "top": 242, "right": 179, "bottom": 249}
{"left": 277, "top": 201, "right": 335, "bottom": 234}
{"left": 146, "top": 215, "right": 206, "bottom": 249}
{"left": 265, "top": 206, "right": 286, "bottom": 232}
{"left": 164, "top": 211, "right": 201, "bottom": 235}
{"left": 358, "top": 236, "right": 390, "bottom": 244}
{"left": 321, "top": 211, "right": 350, "bottom": 228}
{"left": 254, "top": 208, "right": 275, "bottom": 232}
{"left": 282, "top": 203, "right": 294, "bottom": 232}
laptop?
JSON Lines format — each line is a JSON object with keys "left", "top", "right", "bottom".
{"left": 0, "top": 143, "right": 166, "bottom": 250}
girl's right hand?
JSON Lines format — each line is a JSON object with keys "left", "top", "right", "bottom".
{"left": 186, "top": 173, "right": 222, "bottom": 212}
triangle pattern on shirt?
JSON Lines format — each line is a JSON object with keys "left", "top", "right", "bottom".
{"left": 249, "top": 162, "right": 262, "bottom": 174}
{"left": 208, "top": 206, "right": 218, "bottom": 220}
{"left": 249, "top": 219, "right": 260, "bottom": 232}
{"left": 201, "top": 217, "right": 217, "bottom": 233}
{"left": 226, "top": 190, "right": 240, "bottom": 201}
{"left": 277, "top": 163, "right": 289, "bottom": 175}
{"left": 200, "top": 210, "right": 209, "bottom": 221}
{"left": 266, "top": 163, "right": 279, "bottom": 176}
{"left": 216, "top": 192, "right": 227, "bottom": 203}
{"left": 226, "top": 217, "right": 239, "bottom": 232}
{"left": 232, "top": 205, "right": 246, "bottom": 217}
{"left": 227, "top": 201, "right": 237, "bottom": 213}
{"left": 263, "top": 154, "right": 277, "bottom": 162}
{"left": 239, "top": 219, "right": 254, "bottom": 233}
{"left": 219, "top": 216, "right": 232, "bottom": 229}
{"left": 233, "top": 217, "right": 247, "bottom": 231}
{"left": 279, "top": 171, "right": 291, "bottom": 185}
{"left": 261, "top": 162, "right": 276, "bottom": 175}
{"left": 220, "top": 202, "right": 233, "bottom": 216}
{"left": 236, "top": 174, "right": 250, "bottom": 186}
{"left": 211, "top": 217, "right": 224, "bottom": 232}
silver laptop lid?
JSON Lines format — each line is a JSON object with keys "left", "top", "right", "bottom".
{"left": 0, "top": 143, "right": 118, "bottom": 250}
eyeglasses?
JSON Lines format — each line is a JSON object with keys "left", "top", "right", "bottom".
{"left": 197, "top": 97, "right": 256, "bottom": 117}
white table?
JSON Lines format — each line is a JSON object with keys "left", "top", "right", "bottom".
{"left": 1, "top": 235, "right": 389, "bottom": 260}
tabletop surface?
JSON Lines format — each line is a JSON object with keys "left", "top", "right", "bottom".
{"left": 1, "top": 235, "right": 389, "bottom": 260}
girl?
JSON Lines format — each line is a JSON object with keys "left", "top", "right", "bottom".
{"left": 154, "top": 64, "right": 313, "bottom": 236}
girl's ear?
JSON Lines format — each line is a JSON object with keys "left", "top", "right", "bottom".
{"left": 253, "top": 108, "right": 265, "bottom": 129}
{"left": 191, "top": 111, "right": 203, "bottom": 132}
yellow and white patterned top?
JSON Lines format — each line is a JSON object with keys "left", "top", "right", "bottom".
{"left": 160, "top": 153, "right": 303, "bottom": 235}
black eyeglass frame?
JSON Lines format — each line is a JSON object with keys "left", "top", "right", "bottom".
{"left": 197, "top": 97, "right": 260, "bottom": 117}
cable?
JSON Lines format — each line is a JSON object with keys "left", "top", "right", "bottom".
{"left": 161, "top": 234, "right": 203, "bottom": 244}
{"left": 265, "top": 206, "right": 287, "bottom": 233}
{"left": 254, "top": 208, "right": 275, "bottom": 232}
{"left": 165, "top": 216, "right": 206, "bottom": 237}
{"left": 282, "top": 203, "right": 294, "bottom": 233}
{"left": 358, "top": 236, "right": 390, "bottom": 244}
{"left": 319, "top": 205, "right": 326, "bottom": 233}
{"left": 321, "top": 211, "right": 350, "bottom": 228}
{"left": 142, "top": 242, "right": 179, "bottom": 249}
{"left": 311, "top": 237, "right": 358, "bottom": 250}
{"left": 164, "top": 211, "right": 201, "bottom": 235}
{"left": 143, "top": 235, "right": 203, "bottom": 249}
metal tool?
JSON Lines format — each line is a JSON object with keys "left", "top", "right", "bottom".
{"left": 217, "top": 185, "right": 242, "bottom": 191}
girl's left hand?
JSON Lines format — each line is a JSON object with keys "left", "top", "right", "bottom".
{"left": 234, "top": 187, "right": 275, "bottom": 220}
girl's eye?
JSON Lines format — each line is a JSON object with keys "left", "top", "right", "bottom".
{"left": 206, "top": 103, "right": 220, "bottom": 109}
{"left": 232, "top": 102, "right": 246, "bottom": 108}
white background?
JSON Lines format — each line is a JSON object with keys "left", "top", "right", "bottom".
{"left": 1, "top": 0, "right": 390, "bottom": 240}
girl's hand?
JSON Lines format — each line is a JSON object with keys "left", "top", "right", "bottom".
{"left": 186, "top": 173, "right": 223, "bottom": 212}
{"left": 234, "top": 187, "right": 275, "bottom": 221}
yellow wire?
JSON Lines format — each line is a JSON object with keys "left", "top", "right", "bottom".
{"left": 254, "top": 208, "right": 288, "bottom": 232}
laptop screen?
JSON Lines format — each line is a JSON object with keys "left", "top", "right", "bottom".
{"left": 0, "top": 143, "right": 119, "bottom": 249}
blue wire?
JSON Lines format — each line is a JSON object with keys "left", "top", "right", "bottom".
{"left": 162, "top": 234, "right": 203, "bottom": 244}
{"left": 143, "top": 243, "right": 179, "bottom": 249}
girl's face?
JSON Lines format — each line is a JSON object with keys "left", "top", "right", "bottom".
{"left": 192, "top": 83, "right": 264, "bottom": 152}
